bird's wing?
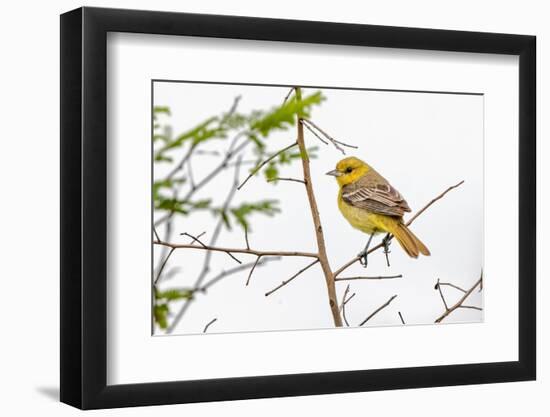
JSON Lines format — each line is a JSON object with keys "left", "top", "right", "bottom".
{"left": 341, "top": 171, "right": 411, "bottom": 217}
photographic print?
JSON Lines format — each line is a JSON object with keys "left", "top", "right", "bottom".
{"left": 152, "top": 81, "right": 483, "bottom": 336}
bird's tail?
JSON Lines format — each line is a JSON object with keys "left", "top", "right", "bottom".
{"left": 388, "top": 221, "right": 430, "bottom": 258}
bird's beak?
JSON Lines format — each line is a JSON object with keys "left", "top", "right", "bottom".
{"left": 325, "top": 169, "right": 342, "bottom": 177}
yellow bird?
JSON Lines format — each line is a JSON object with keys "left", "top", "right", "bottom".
{"left": 326, "top": 157, "right": 430, "bottom": 266}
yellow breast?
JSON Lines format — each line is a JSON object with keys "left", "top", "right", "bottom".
{"left": 338, "top": 191, "right": 383, "bottom": 235}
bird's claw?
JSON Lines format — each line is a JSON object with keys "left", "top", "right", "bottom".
{"left": 357, "top": 250, "right": 368, "bottom": 268}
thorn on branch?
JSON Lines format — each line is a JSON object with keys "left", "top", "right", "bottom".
{"left": 359, "top": 295, "right": 398, "bottom": 326}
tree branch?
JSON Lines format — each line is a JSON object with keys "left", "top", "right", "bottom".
{"left": 237, "top": 141, "right": 298, "bottom": 190}
{"left": 434, "top": 273, "right": 483, "bottom": 323}
{"left": 154, "top": 240, "right": 318, "bottom": 259}
{"left": 200, "top": 257, "right": 280, "bottom": 291}
{"left": 203, "top": 318, "right": 218, "bottom": 333}
{"left": 340, "top": 284, "right": 356, "bottom": 327}
{"left": 333, "top": 180, "right": 465, "bottom": 278}
{"left": 295, "top": 87, "right": 343, "bottom": 327}
{"left": 267, "top": 177, "right": 306, "bottom": 185}
{"left": 301, "top": 118, "right": 358, "bottom": 154}
{"left": 335, "top": 274, "right": 403, "bottom": 282}
{"left": 264, "top": 259, "right": 320, "bottom": 297}
{"left": 359, "top": 294, "right": 398, "bottom": 326}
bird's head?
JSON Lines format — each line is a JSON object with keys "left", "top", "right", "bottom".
{"left": 326, "top": 156, "right": 371, "bottom": 187}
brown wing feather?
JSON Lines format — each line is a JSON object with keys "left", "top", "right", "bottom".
{"left": 341, "top": 170, "right": 411, "bottom": 217}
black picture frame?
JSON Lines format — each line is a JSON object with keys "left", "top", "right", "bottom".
{"left": 60, "top": 6, "right": 536, "bottom": 410}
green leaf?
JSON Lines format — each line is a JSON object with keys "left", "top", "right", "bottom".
{"left": 251, "top": 92, "right": 325, "bottom": 137}
{"left": 263, "top": 163, "right": 278, "bottom": 181}
{"left": 154, "top": 304, "right": 169, "bottom": 329}
{"left": 230, "top": 200, "right": 281, "bottom": 230}
{"left": 156, "top": 289, "right": 194, "bottom": 301}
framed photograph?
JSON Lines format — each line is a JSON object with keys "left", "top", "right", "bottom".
{"left": 60, "top": 6, "right": 536, "bottom": 409}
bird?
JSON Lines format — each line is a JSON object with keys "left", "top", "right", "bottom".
{"left": 326, "top": 156, "right": 430, "bottom": 266}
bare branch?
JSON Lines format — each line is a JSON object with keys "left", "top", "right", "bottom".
{"left": 333, "top": 180, "right": 465, "bottom": 278}
{"left": 201, "top": 257, "right": 280, "bottom": 291}
{"left": 302, "top": 118, "right": 358, "bottom": 154}
{"left": 267, "top": 177, "right": 306, "bottom": 185}
{"left": 437, "top": 282, "right": 467, "bottom": 293}
{"left": 300, "top": 119, "right": 328, "bottom": 145}
{"left": 359, "top": 295, "right": 398, "bottom": 326}
{"left": 244, "top": 225, "right": 250, "bottom": 250}
{"left": 265, "top": 259, "right": 320, "bottom": 297}
{"left": 398, "top": 311, "right": 405, "bottom": 324}
{"left": 340, "top": 285, "right": 356, "bottom": 327}
{"left": 154, "top": 240, "right": 318, "bottom": 259}
{"left": 203, "top": 318, "right": 218, "bottom": 333}
{"left": 237, "top": 141, "right": 298, "bottom": 190}
{"left": 282, "top": 87, "right": 294, "bottom": 105}
{"left": 294, "top": 88, "right": 342, "bottom": 327}
{"left": 166, "top": 157, "right": 244, "bottom": 333}
{"left": 459, "top": 305, "right": 483, "bottom": 311}
{"left": 152, "top": 226, "right": 160, "bottom": 242}
{"left": 435, "top": 279, "right": 449, "bottom": 311}
{"left": 335, "top": 274, "right": 402, "bottom": 282}
{"left": 154, "top": 247, "right": 175, "bottom": 285}
{"left": 245, "top": 256, "right": 261, "bottom": 286}
{"left": 180, "top": 232, "right": 242, "bottom": 264}
{"left": 434, "top": 273, "right": 483, "bottom": 323}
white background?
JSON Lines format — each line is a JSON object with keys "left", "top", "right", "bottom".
{"left": 153, "top": 82, "right": 484, "bottom": 335}
{"left": 0, "top": 0, "right": 546, "bottom": 416}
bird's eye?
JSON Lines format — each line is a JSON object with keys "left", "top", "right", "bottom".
{"left": 345, "top": 167, "right": 353, "bottom": 173}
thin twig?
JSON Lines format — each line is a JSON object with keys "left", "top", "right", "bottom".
{"left": 282, "top": 87, "right": 294, "bottom": 104}
{"left": 398, "top": 311, "right": 405, "bottom": 324}
{"left": 434, "top": 273, "right": 483, "bottom": 323}
{"left": 166, "top": 158, "right": 244, "bottom": 333}
{"left": 359, "top": 295, "right": 398, "bottom": 326}
{"left": 154, "top": 240, "right": 318, "bottom": 259}
{"left": 302, "top": 118, "right": 358, "bottom": 154}
{"left": 203, "top": 318, "right": 218, "bottom": 333}
{"left": 340, "top": 285, "right": 355, "bottom": 327}
{"left": 459, "top": 305, "right": 483, "bottom": 311}
{"left": 335, "top": 274, "right": 402, "bottom": 282}
{"left": 244, "top": 225, "right": 250, "bottom": 250}
{"left": 267, "top": 177, "right": 306, "bottom": 184}
{"left": 154, "top": 247, "right": 175, "bottom": 285}
{"left": 237, "top": 141, "right": 298, "bottom": 190}
{"left": 201, "top": 257, "right": 280, "bottom": 291}
{"left": 265, "top": 259, "right": 320, "bottom": 297}
{"left": 152, "top": 226, "right": 160, "bottom": 242}
{"left": 437, "top": 282, "right": 467, "bottom": 293}
{"left": 300, "top": 120, "right": 328, "bottom": 145}
{"left": 245, "top": 256, "right": 261, "bottom": 286}
{"left": 435, "top": 279, "right": 449, "bottom": 310}
{"left": 333, "top": 180, "right": 465, "bottom": 278}
{"left": 180, "top": 232, "right": 242, "bottom": 264}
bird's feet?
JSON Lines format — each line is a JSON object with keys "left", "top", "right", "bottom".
{"left": 357, "top": 249, "right": 369, "bottom": 268}
{"left": 382, "top": 234, "right": 392, "bottom": 267}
